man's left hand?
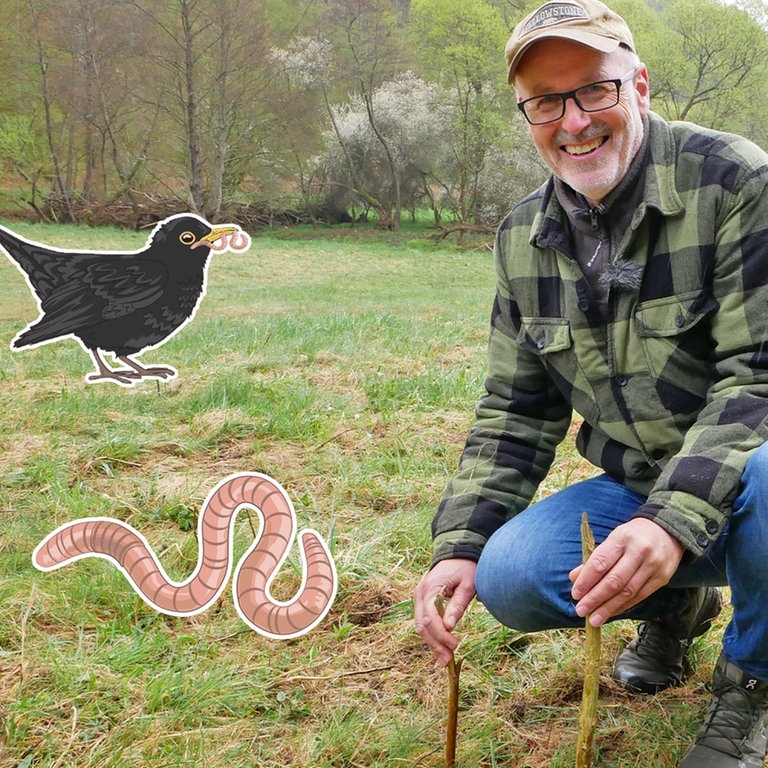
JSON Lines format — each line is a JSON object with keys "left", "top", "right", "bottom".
{"left": 569, "top": 517, "right": 685, "bottom": 627}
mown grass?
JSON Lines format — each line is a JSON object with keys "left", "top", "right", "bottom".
{"left": 0, "top": 221, "right": 728, "bottom": 767}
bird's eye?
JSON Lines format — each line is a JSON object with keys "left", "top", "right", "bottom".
{"left": 180, "top": 231, "right": 196, "bottom": 245}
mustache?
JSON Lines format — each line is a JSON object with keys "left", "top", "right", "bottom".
{"left": 554, "top": 124, "right": 610, "bottom": 145}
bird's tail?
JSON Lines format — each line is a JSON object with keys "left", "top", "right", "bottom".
{"left": 0, "top": 223, "right": 78, "bottom": 304}
{"left": 12, "top": 322, "right": 46, "bottom": 349}
{"left": 0, "top": 225, "right": 35, "bottom": 269}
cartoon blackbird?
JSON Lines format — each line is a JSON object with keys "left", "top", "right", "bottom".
{"left": 0, "top": 213, "right": 246, "bottom": 385}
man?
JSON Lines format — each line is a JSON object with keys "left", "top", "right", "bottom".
{"left": 413, "top": 1, "right": 768, "bottom": 765}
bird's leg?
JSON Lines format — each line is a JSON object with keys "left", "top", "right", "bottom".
{"left": 117, "top": 355, "right": 177, "bottom": 381}
{"left": 87, "top": 349, "right": 141, "bottom": 385}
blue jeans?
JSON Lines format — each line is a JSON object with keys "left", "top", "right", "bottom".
{"left": 475, "top": 442, "right": 768, "bottom": 680}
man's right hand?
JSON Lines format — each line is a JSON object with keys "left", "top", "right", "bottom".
{"left": 413, "top": 558, "right": 478, "bottom": 666}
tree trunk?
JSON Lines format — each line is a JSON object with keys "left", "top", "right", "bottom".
{"left": 181, "top": 0, "right": 205, "bottom": 214}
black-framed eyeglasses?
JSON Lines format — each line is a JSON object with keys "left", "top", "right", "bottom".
{"left": 517, "top": 69, "right": 638, "bottom": 126}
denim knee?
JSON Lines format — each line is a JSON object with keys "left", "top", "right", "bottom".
{"left": 475, "top": 529, "right": 579, "bottom": 633}
{"left": 473, "top": 474, "right": 651, "bottom": 633}
{"left": 475, "top": 557, "right": 533, "bottom": 632}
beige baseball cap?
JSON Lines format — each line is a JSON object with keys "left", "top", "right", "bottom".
{"left": 505, "top": 0, "right": 635, "bottom": 83}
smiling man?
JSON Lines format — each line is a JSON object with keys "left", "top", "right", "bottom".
{"left": 413, "top": 1, "right": 768, "bottom": 766}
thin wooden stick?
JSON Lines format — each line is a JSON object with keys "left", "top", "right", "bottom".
{"left": 434, "top": 589, "right": 463, "bottom": 768}
{"left": 576, "top": 512, "right": 602, "bottom": 768}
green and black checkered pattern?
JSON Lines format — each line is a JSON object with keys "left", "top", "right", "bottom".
{"left": 432, "top": 112, "right": 768, "bottom": 566}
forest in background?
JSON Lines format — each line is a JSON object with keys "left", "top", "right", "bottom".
{"left": 0, "top": 0, "right": 766, "bottom": 230}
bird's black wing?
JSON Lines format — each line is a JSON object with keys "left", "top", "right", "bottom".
{"left": 81, "top": 258, "right": 169, "bottom": 319}
{"left": 13, "top": 258, "right": 169, "bottom": 348}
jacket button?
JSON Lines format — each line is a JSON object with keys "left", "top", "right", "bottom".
{"left": 706, "top": 520, "right": 719, "bottom": 535}
{"left": 697, "top": 533, "right": 710, "bottom": 548}
{"left": 675, "top": 314, "right": 686, "bottom": 328}
{"left": 578, "top": 298, "right": 590, "bottom": 312}
{"left": 615, "top": 375, "right": 629, "bottom": 387}
{"left": 537, "top": 337, "right": 546, "bottom": 350}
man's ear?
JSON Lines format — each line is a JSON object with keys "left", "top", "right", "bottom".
{"left": 635, "top": 65, "right": 651, "bottom": 116}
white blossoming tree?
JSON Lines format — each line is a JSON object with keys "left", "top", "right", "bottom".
{"left": 316, "top": 72, "right": 454, "bottom": 226}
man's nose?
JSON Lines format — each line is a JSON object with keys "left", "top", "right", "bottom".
{"left": 560, "top": 95, "right": 592, "bottom": 134}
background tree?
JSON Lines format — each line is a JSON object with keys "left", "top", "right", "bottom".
{"left": 0, "top": 115, "right": 50, "bottom": 215}
{"left": 317, "top": 72, "right": 454, "bottom": 223}
{"left": 269, "top": 37, "right": 335, "bottom": 220}
{"left": 318, "top": 0, "right": 408, "bottom": 228}
{"left": 613, "top": 0, "right": 768, "bottom": 145}
{"left": 0, "top": 4, "right": 34, "bottom": 204}
{"left": 486, "top": 0, "right": 535, "bottom": 28}
{"left": 652, "top": 0, "right": 768, "bottom": 131}
{"left": 133, "top": 0, "right": 273, "bottom": 219}
{"left": 410, "top": 0, "right": 511, "bottom": 223}
{"left": 14, "top": 0, "right": 157, "bottom": 221}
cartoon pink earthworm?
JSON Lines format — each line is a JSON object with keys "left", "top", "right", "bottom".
{"left": 32, "top": 472, "right": 338, "bottom": 639}
{"left": 193, "top": 229, "right": 251, "bottom": 252}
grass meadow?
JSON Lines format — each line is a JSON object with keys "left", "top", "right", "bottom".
{"left": 0, "top": 221, "right": 729, "bottom": 767}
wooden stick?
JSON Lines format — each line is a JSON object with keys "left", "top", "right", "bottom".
{"left": 576, "top": 512, "right": 602, "bottom": 768}
{"left": 434, "top": 589, "right": 463, "bottom": 768}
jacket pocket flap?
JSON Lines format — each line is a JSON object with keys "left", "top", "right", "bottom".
{"left": 636, "top": 292, "right": 708, "bottom": 338}
{"left": 519, "top": 317, "right": 572, "bottom": 354}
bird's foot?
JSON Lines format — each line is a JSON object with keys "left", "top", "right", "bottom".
{"left": 116, "top": 357, "right": 177, "bottom": 381}
{"left": 87, "top": 369, "right": 143, "bottom": 386}
{"left": 133, "top": 366, "right": 177, "bottom": 380}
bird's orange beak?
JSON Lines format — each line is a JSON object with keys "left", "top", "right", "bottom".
{"left": 194, "top": 226, "right": 239, "bottom": 250}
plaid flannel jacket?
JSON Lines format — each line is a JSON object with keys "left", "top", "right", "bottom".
{"left": 432, "top": 112, "right": 768, "bottom": 566}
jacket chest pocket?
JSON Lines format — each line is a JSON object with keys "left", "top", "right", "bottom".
{"left": 635, "top": 291, "right": 712, "bottom": 394}
{"left": 518, "top": 317, "right": 572, "bottom": 355}
{"left": 517, "top": 317, "right": 600, "bottom": 422}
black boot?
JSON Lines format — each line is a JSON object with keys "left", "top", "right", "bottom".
{"left": 679, "top": 654, "right": 768, "bottom": 767}
{"left": 611, "top": 587, "right": 722, "bottom": 694}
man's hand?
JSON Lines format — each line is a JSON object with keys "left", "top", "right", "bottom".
{"left": 414, "top": 559, "right": 477, "bottom": 667}
{"left": 569, "top": 517, "right": 685, "bottom": 627}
